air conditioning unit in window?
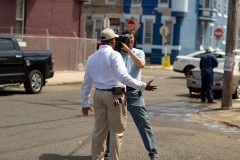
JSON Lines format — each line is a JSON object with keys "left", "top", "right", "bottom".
{"left": 132, "top": 0, "right": 140, "bottom": 3}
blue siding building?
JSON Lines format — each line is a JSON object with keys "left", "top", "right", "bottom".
{"left": 122, "top": 0, "right": 229, "bottom": 64}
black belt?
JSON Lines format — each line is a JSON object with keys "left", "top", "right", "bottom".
{"left": 126, "top": 86, "right": 136, "bottom": 92}
{"left": 96, "top": 88, "right": 112, "bottom": 92}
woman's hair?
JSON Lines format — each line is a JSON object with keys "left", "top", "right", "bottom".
{"left": 120, "top": 29, "right": 134, "bottom": 35}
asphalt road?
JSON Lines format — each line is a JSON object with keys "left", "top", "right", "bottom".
{"left": 0, "top": 69, "right": 240, "bottom": 160}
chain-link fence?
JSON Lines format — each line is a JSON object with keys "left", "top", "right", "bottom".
{"left": 0, "top": 27, "right": 97, "bottom": 71}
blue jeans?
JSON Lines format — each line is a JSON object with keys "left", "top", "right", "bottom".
{"left": 106, "top": 90, "right": 159, "bottom": 158}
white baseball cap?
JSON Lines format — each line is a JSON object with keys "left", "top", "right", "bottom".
{"left": 100, "top": 28, "right": 119, "bottom": 41}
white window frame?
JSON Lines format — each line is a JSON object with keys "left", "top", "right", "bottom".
{"left": 106, "top": 0, "right": 116, "bottom": 4}
{"left": 84, "top": 0, "right": 91, "bottom": 4}
{"left": 222, "top": 26, "right": 227, "bottom": 45}
{"left": 16, "top": 0, "right": 25, "bottom": 36}
{"left": 93, "top": 19, "right": 102, "bottom": 40}
{"left": 218, "top": 0, "right": 222, "bottom": 17}
{"left": 224, "top": 0, "right": 228, "bottom": 18}
{"left": 141, "top": 15, "right": 155, "bottom": 53}
{"left": 158, "top": 0, "right": 169, "bottom": 8}
{"left": 209, "top": 23, "right": 214, "bottom": 49}
{"left": 200, "top": 21, "right": 206, "bottom": 50}
{"left": 161, "top": 16, "right": 176, "bottom": 46}
{"left": 142, "top": 15, "right": 155, "bottom": 45}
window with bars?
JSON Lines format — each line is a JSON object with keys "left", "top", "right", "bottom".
{"left": 106, "top": 0, "right": 116, "bottom": 4}
{"left": 224, "top": 0, "right": 227, "bottom": 15}
{"left": 218, "top": 0, "right": 222, "bottom": 13}
{"left": 205, "top": 0, "right": 210, "bottom": 8}
{"left": 166, "top": 21, "right": 172, "bottom": 45}
{"left": 144, "top": 20, "right": 152, "bottom": 44}
{"left": 95, "top": 20, "right": 102, "bottom": 40}
{"left": 16, "top": 0, "right": 25, "bottom": 35}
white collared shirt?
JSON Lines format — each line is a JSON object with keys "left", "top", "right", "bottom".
{"left": 81, "top": 45, "right": 146, "bottom": 108}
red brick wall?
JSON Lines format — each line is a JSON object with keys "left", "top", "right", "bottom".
{"left": 25, "top": 0, "right": 84, "bottom": 37}
{"left": 0, "top": 0, "right": 16, "bottom": 34}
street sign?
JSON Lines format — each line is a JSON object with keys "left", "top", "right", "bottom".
{"left": 159, "top": 26, "right": 169, "bottom": 37}
{"left": 125, "top": 18, "right": 141, "bottom": 33}
{"left": 103, "top": 17, "right": 110, "bottom": 29}
{"left": 162, "top": 55, "right": 171, "bottom": 68}
{"left": 126, "top": 19, "right": 135, "bottom": 30}
{"left": 214, "top": 28, "right": 224, "bottom": 39}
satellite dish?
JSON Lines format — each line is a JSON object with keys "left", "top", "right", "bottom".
{"left": 86, "top": 19, "right": 93, "bottom": 26}
{"left": 86, "top": 11, "right": 91, "bottom": 18}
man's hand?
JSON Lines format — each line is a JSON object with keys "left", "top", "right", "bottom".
{"left": 121, "top": 42, "right": 130, "bottom": 53}
{"left": 145, "top": 80, "right": 158, "bottom": 91}
{"left": 82, "top": 107, "right": 93, "bottom": 116}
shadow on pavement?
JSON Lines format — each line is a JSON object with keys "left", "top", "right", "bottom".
{"left": 167, "top": 77, "right": 186, "bottom": 79}
{"left": 175, "top": 93, "right": 191, "bottom": 97}
{"left": 0, "top": 90, "right": 26, "bottom": 96}
{"left": 39, "top": 154, "right": 91, "bottom": 160}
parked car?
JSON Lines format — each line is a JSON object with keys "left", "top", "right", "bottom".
{"left": 186, "top": 59, "right": 240, "bottom": 99}
{"left": 173, "top": 51, "right": 225, "bottom": 77}
{"left": 0, "top": 34, "right": 54, "bottom": 94}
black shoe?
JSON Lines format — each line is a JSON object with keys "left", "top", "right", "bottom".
{"left": 201, "top": 100, "right": 206, "bottom": 103}
{"left": 104, "top": 150, "right": 109, "bottom": 157}
{"left": 207, "top": 101, "right": 216, "bottom": 103}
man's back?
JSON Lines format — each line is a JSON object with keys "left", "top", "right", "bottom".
{"left": 200, "top": 53, "right": 218, "bottom": 70}
{"left": 87, "top": 45, "right": 125, "bottom": 89}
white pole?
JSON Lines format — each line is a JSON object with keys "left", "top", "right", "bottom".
{"left": 95, "top": 32, "right": 97, "bottom": 51}
{"left": 73, "top": 32, "right": 79, "bottom": 72}
{"left": 10, "top": 27, "right": 13, "bottom": 35}
{"left": 83, "top": 31, "right": 87, "bottom": 69}
{"left": 46, "top": 29, "right": 49, "bottom": 50}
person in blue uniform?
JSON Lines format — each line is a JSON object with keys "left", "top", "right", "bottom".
{"left": 200, "top": 49, "right": 219, "bottom": 103}
{"left": 105, "top": 29, "right": 159, "bottom": 160}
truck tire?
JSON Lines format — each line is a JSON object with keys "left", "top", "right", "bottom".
{"left": 24, "top": 70, "right": 43, "bottom": 94}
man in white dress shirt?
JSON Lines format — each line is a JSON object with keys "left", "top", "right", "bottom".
{"left": 81, "top": 28, "right": 157, "bottom": 160}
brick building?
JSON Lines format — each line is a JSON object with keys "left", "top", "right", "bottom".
{"left": 0, "top": 0, "right": 89, "bottom": 37}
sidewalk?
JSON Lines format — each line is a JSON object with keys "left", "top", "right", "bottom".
{"left": 46, "top": 64, "right": 169, "bottom": 86}
{"left": 46, "top": 66, "right": 240, "bottom": 128}
{"left": 199, "top": 101, "right": 240, "bottom": 128}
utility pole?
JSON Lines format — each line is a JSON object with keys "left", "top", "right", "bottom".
{"left": 222, "top": 0, "right": 238, "bottom": 109}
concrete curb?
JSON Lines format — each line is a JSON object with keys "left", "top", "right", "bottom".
{"left": 46, "top": 81, "right": 83, "bottom": 86}
{"left": 199, "top": 103, "right": 240, "bottom": 128}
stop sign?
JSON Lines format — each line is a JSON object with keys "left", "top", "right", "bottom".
{"left": 126, "top": 20, "right": 136, "bottom": 31}
{"left": 214, "top": 28, "right": 224, "bottom": 39}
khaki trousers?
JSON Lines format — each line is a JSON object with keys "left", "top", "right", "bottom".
{"left": 92, "top": 89, "right": 127, "bottom": 160}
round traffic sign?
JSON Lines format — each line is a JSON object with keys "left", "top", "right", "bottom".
{"left": 214, "top": 28, "right": 224, "bottom": 39}
{"left": 159, "top": 26, "right": 169, "bottom": 37}
{"left": 126, "top": 20, "right": 136, "bottom": 31}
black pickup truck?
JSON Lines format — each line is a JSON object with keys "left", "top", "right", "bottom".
{"left": 0, "top": 34, "right": 54, "bottom": 94}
